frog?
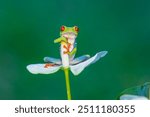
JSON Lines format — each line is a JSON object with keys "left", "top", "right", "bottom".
{"left": 53, "top": 25, "right": 78, "bottom": 68}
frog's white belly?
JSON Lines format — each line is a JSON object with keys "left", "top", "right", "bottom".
{"left": 60, "top": 41, "right": 75, "bottom": 68}
{"left": 60, "top": 43, "right": 69, "bottom": 68}
{"left": 61, "top": 45, "right": 69, "bottom": 68}
{"left": 60, "top": 36, "right": 76, "bottom": 68}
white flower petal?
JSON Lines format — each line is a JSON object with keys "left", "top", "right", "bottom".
{"left": 26, "top": 64, "right": 61, "bottom": 74}
{"left": 70, "top": 55, "right": 90, "bottom": 65}
{"left": 43, "top": 57, "right": 62, "bottom": 65}
{"left": 120, "top": 94, "right": 148, "bottom": 100}
{"left": 70, "top": 51, "right": 108, "bottom": 75}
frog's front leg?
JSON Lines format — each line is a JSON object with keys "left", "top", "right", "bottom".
{"left": 69, "top": 47, "right": 77, "bottom": 56}
{"left": 54, "top": 36, "right": 67, "bottom": 43}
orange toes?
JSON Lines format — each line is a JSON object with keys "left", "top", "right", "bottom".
{"left": 44, "top": 63, "right": 54, "bottom": 68}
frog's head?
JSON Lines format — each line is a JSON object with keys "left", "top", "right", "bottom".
{"left": 60, "top": 25, "right": 79, "bottom": 41}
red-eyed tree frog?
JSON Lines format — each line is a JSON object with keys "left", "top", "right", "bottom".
{"left": 27, "top": 25, "right": 107, "bottom": 75}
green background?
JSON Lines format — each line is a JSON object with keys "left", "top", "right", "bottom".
{"left": 0, "top": 0, "right": 150, "bottom": 100}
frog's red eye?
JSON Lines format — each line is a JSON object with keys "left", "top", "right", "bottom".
{"left": 60, "top": 26, "right": 65, "bottom": 31}
{"left": 74, "top": 26, "right": 79, "bottom": 32}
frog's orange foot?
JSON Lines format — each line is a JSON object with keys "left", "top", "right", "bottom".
{"left": 44, "top": 63, "right": 55, "bottom": 68}
{"left": 63, "top": 51, "right": 69, "bottom": 54}
{"left": 63, "top": 45, "right": 68, "bottom": 50}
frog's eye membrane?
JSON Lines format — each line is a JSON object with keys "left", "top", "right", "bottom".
{"left": 74, "top": 26, "right": 79, "bottom": 32}
{"left": 60, "top": 25, "right": 65, "bottom": 31}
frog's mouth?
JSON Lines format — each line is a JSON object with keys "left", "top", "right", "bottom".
{"left": 62, "top": 32, "right": 76, "bottom": 40}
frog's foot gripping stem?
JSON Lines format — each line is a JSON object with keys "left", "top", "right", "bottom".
{"left": 63, "top": 42, "right": 72, "bottom": 55}
{"left": 63, "top": 45, "right": 70, "bottom": 54}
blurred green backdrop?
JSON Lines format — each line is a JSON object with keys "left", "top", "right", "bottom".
{"left": 0, "top": 0, "right": 150, "bottom": 100}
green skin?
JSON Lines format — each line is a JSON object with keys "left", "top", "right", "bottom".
{"left": 54, "top": 26, "right": 77, "bottom": 56}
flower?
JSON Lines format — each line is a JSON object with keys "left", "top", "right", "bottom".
{"left": 26, "top": 25, "right": 108, "bottom": 100}
{"left": 26, "top": 51, "right": 108, "bottom": 75}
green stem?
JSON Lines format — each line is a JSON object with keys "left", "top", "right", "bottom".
{"left": 148, "top": 88, "right": 150, "bottom": 100}
{"left": 64, "top": 68, "right": 72, "bottom": 100}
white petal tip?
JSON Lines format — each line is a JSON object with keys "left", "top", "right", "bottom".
{"left": 26, "top": 65, "right": 38, "bottom": 74}
{"left": 99, "top": 51, "right": 108, "bottom": 57}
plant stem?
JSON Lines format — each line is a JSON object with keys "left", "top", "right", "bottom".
{"left": 64, "top": 68, "right": 71, "bottom": 100}
{"left": 148, "top": 88, "right": 150, "bottom": 100}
